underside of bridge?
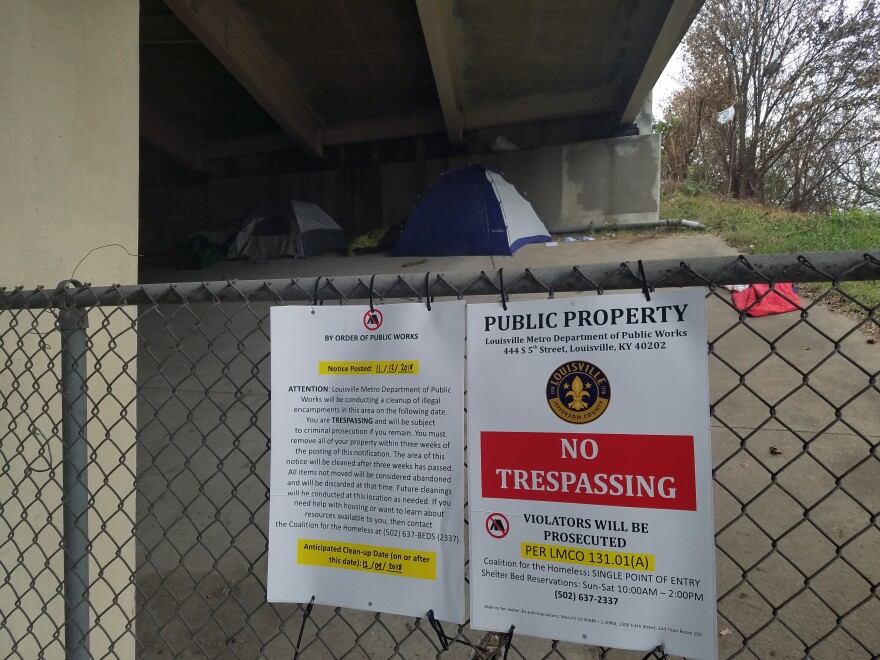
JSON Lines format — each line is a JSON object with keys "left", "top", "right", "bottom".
{"left": 139, "top": 0, "right": 704, "bottom": 250}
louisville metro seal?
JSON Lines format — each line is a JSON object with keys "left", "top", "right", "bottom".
{"left": 546, "top": 360, "right": 610, "bottom": 424}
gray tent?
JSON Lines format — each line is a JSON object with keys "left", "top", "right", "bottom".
{"left": 228, "top": 200, "right": 347, "bottom": 261}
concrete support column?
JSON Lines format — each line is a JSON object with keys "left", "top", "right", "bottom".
{"left": 0, "top": 2, "right": 139, "bottom": 658}
{"left": 636, "top": 90, "right": 654, "bottom": 136}
{"left": 559, "top": 134, "right": 661, "bottom": 231}
{"left": 380, "top": 135, "right": 660, "bottom": 233}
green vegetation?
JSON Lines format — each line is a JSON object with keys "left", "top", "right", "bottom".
{"left": 661, "top": 186, "right": 880, "bottom": 254}
{"left": 660, "top": 184, "right": 880, "bottom": 311}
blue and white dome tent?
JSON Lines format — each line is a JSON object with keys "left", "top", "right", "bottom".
{"left": 393, "top": 165, "right": 551, "bottom": 256}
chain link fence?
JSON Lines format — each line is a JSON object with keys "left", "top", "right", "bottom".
{"left": 1, "top": 250, "right": 878, "bottom": 659}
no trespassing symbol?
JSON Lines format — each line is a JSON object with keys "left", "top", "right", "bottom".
{"left": 363, "top": 309, "right": 383, "bottom": 331}
{"left": 486, "top": 513, "right": 510, "bottom": 539}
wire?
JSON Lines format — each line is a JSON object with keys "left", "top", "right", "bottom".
{"left": 70, "top": 243, "right": 142, "bottom": 282}
{"left": 29, "top": 427, "right": 54, "bottom": 474}
{"left": 293, "top": 596, "right": 315, "bottom": 659}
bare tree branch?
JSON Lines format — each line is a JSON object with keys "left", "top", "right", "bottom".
{"left": 664, "top": 0, "right": 880, "bottom": 209}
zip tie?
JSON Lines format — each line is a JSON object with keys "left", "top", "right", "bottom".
{"left": 425, "top": 272, "right": 432, "bottom": 311}
{"left": 502, "top": 625, "right": 515, "bottom": 660}
{"left": 499, "top": 268, "right": 508, "bottom": 311}
{"left": 426, "top": 609, "right": 449, "bottom": 651}
{"left": 293, "top": 595, "right": 315, "bottom": 660}
{"left": 637, "top": 259, "right": 652, "bottom": 302}
{"left": 312, "top": 277, "right": 323, "bottom": 310}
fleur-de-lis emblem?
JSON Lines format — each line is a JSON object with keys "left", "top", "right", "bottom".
{"left": 565, "top": 376, "right": 591, "bottom": 410}
{"left": 547, "top": 361, "right": 610, "bottom": 424}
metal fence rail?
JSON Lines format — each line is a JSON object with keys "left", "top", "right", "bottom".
{"left": 0, "top": 250, "right": 878, "bottom": 659}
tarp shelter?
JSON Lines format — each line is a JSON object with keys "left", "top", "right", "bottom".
{"left": 392, "top": 165, "right": 551, "bottom": 256}
{"left": 228, "top": 200, "right": 347, "bottom": 261}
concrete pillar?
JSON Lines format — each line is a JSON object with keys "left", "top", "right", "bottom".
{"left": 379, "top": 135, "right": 660, "bottom": 233}
{"left": 635, "top": 90, "right": 654, "bottom": 136}
{"left": 559, "top": 134, "right": 661, "bottom": 231}
{"left": 0, "top": 2, "right": 139, "bottom": 657}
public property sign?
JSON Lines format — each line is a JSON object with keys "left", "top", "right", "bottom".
{"left": 268, "top": 302, "right": 466, "bottom": 623}
{"left": 467, "top": 290, "right": 716, "bottom": 658}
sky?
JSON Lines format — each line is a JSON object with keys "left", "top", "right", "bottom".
{"left": 653, "top": 0, "right": 863, "bottom": 120}
{"left": 653, "top": 41, "right": 686, "bottom": 120}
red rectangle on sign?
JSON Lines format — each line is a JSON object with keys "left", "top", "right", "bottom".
{"left": 481, "top": 432, "right": 697, "bottom": 511}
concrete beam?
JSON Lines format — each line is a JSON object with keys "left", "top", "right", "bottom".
{"left": 202, "top": 134, "right": 295, "bottom": 160}
{"left": 323, "top": 112, "right": 445, "bottom": 146}
{"left": 201, "top": 112, "right": 447, "bottom": 155}
{"left": 415, "top": 0, "right": 464, "bottom": 144}
{"left": 140, "top": 102, "right": 205, "bottom": 172}
{"left": 621, "top": 0, "right": 705, "bottom": 124}
{"left": 139, "top": 14, "right": 198, "bottom": 43}
{"left": 464, "top": 85, "right": 620, "bottom": 130}
{"left": 164, "top": 0, "right": 323, "bottom": 159}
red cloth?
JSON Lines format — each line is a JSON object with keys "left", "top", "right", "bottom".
{"left": 731, "top": 283, "right": 802, "bottom": 317}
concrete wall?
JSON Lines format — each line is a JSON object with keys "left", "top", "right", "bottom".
{"left": 383, "top": 134, "right": 660, "bottom": 233}
{"left": 169, "top": 134, "right": 659, "bottom": 246}
{"left": 208, "top": 166, "right": 383, "bottom": 237}
{"left": 380, "top": 145, "right": 563, "bottom": 230}
{"left": 0, "top": 2, "right": 139, "bottom": 286}
{"left": 140, "top": 185, "right": 209, "bottom": 256}
{"left": 559, "top": 134, "right": 661, "bottom": 231}
{"left": 0, "top": 2, "right": 139, "bottom": 657}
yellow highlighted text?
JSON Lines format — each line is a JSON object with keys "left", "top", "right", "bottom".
{"left": 298, "top": 539, "right": 436, "bottom": 579}
{"left": 522, "top": 543, "right": 654, "bottom": 572}
{"left": 319, "top": 360, "right": 418, "bottom": 376}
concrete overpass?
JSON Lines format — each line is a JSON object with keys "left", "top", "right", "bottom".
{"left": 139, "top": 0, "right": 705, "bottom": 245}
{"left": 0, "top": 3, "right": 702, "bottom": 657}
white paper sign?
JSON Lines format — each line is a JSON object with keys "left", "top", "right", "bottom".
{"left": 467, "top": 290, "right": 716, "bottom": 659}
{"left": 268, "top": 302, "right": 466, "bottom": 623}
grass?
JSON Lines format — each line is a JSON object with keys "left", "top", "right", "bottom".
{"left": 661, "top": 186, "right": 880, "bottom": 254}
{"left": 659, "top": 183, "right": 880, "bottom": 317}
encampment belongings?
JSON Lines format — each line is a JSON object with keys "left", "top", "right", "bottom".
{"left": 228, "top": 200, "right": 346, "bottom": 261}
{"left": 346, "top": 226, "right": 401, "bottom": 256}
{"left": 730, "top": 283, "right": 802, "bottom": 317}
{"left": 176, "top": 229, "right": 237, "bottom": 270}
{"left": 392, "top": 165, "right": 551, "bottom": 257}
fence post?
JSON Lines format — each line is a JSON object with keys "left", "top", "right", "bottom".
{"left": 59, "top": 305, "right": 90, "bottom": 659}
